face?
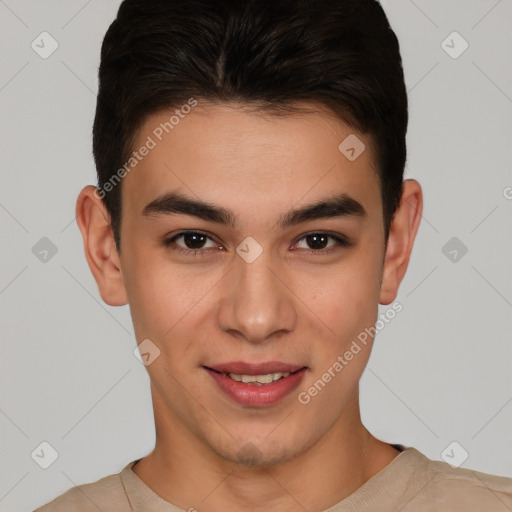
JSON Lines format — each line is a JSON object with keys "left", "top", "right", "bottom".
{"left": 114, "top": 102, "right": 391, "bottom": 466}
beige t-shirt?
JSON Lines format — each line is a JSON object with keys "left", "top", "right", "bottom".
{"left": 34, "top": 445, "right": 512, "bottom": 511}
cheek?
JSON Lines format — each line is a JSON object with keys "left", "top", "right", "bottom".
{"left": 120, "top": 243, "right": 174, "bottom": 338}
{"left": 303, "top": 252, "right": 382, "bottom": 336}
{"left": 121, "top": 247, "right": 220, "bottom": 343}
{"left": 298, "top": 260, "right": 380, "bottom": 409}
{"left": 122, "top": 226, "right": 383, "bottom": 349}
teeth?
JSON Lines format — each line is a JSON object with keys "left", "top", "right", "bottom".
{"left": 227, "top": 372, "right": 290, "bottom": 384}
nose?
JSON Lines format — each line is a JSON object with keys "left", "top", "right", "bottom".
{"left": 216, "top": 253, "right": 298, "bottom": 343}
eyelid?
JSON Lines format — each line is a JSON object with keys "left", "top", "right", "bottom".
{"left": 162, "top": 230, "right": 220, "bottom": 250}
{"left": 294, "top": 230, "right": 351, "bottom": 244}
{"left": 292, "top": 231, "right": 353, "bottom": 252}
{"left": 162, "top": 229, "right": 352, "bottom": 255}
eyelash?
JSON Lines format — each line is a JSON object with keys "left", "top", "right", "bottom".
{"left": 161, "top": 230, "right": 352, "bottom": 257}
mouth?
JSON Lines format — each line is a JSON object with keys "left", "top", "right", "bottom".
{"left": 203, "top": 362, "right": 308, "bottom": 407}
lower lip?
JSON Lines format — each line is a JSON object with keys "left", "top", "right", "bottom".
{"left": 205, "top": 367, "right": 307, "bottom": 407}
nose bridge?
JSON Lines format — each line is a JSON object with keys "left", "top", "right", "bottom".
{"left": 217, "top": 249, "right": 297, "bottom": 342}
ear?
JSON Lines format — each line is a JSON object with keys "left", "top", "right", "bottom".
{"left": 75, "top": 185, "right": 128, "bottom": 306}
{"left": 379, "top": 179, "right": 423, "bottom": 305}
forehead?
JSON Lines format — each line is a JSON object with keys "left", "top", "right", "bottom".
{"left": 121, "top": 101, "right": 381, "bottom": 221}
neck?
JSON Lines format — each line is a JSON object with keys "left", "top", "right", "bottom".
{"left": 132, "top": 388, "right": 399, "bottom": 511}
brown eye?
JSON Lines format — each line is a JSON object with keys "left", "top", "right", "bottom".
{"left": 179, "top": 232, "right": 209, "bottom": 249}
{"left": 162, "top": 231, "right": 218, "bottom": 254}
{"left": 294, "top": 232, "right": 351, "bottom": 253}
{"left": 303, "top": 234, "right": 330, "bottom": 250}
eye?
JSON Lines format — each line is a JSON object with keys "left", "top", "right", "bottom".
{"left": 162, "top": 230, "right": 352, "bottom": 257}
{"left": 293, "top": 232, "right": 351, "bottom": 254}
{"left": 162, "top": 230, "right": 220, "bottom": 255}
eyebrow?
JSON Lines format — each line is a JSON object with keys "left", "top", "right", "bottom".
{"left": 142, "top": 191, "right": 366, "bottom": 229}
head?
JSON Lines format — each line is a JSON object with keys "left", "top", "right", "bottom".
{"left": 78, "top": 0, "right": 422, "bottom": 467}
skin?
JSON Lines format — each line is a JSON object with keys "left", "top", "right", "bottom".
{"left": 76, "top": 101, "right": 422, "bottom": 512}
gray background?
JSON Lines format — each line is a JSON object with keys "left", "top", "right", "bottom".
{"left": 0, "top": 0, "right": 511, "bottom": 510}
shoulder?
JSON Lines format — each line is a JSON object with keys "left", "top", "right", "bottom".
{"left": 404, "top": 448, "right": 512, "bottom": 510}
{"left": 33, "top": 464, "right": 133, "bottom": 512}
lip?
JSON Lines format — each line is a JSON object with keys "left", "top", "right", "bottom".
{"left": 204, "top": 364, "right": 308, "bottom": 407}
{"left": 206, "top": 361, "right": 306, "bottom": 375}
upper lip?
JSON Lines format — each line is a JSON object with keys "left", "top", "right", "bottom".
{"left": 205, "top": 361, "right": 307, "bottom": 375}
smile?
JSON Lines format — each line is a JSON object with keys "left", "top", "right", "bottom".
{"left": 204, "top": 364, "right": 308, "bottom": 407}
{"left": 225, "top": 371, "right": 290, "bottom": 385}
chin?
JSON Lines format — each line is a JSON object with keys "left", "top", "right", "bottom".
{"left": 210, "top": 431, "right": 310, "bottom": 468}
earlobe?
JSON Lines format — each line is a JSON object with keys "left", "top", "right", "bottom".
{"left": 75, "top": 185, "right": 128, "bottom": 306}
{"left": 379, "top": 179, "right": 423, "bottom": 305}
